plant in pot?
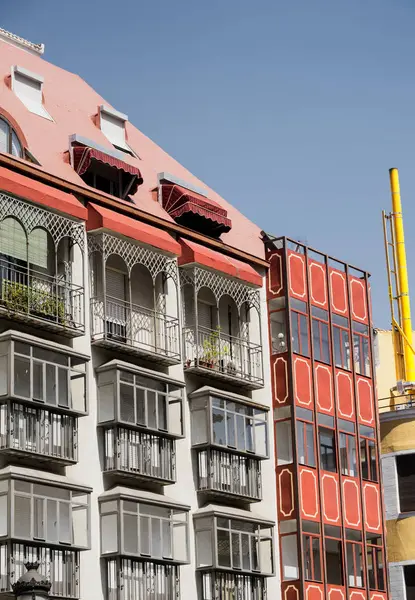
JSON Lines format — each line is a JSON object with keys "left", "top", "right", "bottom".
{"left": 200, "top": 326, "right": 221, "bottom": 369}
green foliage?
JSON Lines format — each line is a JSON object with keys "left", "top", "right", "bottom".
{"left": 2, "top": 280, "right": 66, "bottom": 324}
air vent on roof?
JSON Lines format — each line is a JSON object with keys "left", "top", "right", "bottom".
{"left": 0, "top": 28, "right": 44, "bottom": 55}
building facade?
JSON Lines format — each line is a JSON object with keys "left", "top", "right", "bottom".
{"left": 376, "top": 329, "right": 415, "bottom": 600}
{"left": 0, "top": 29, "right": 279, "bottom": 600}
{"left": 264, "top": 235, "right": 389, "bottom": 600}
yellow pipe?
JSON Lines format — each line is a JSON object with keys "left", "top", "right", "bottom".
{"left": 389, "top": 168, "right": 415, "bottom": 381}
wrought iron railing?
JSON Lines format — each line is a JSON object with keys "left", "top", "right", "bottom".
{"left": 183, "top": 325, "right": 263, "bottom": 386}
{"left": 90, "top": 296, "right": 180, "bottom": 361}
{"left": 201, "top": 572, "right": 266, "bottom": 600}
{"left": 197, "top": 448, "right": 261, "bottom": 500}
{"left": 0, "top": 542, "right": 79, "bottom": 599}
{"left": 0, "top": 258, "right": 84, "bottom": 331}
{"left": 0, "top": 403, "right": 77, "bottom": 463}
{"left": 378, "top": 393, "right": 415, "bottom": 414}
{"left": 103, "top": 427, "right": 175, "bottom": 483}
{"left": 106, "top": 558, "right": 179, "bottom": 600}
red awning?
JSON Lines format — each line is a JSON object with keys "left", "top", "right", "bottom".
{"left": 179, "top": 239, "right": 262, "bottom": 287}
{"left": 0, "top": 166, "right": 87, "bottom": 220}
{"left": 73, "top": 146, "right": 143, "bottom": 195}
{"left": 87, "top": 203, "right": 181, "bottom": 255}
{"left": 161, "top": 184, "right": 232, "bottom": 234}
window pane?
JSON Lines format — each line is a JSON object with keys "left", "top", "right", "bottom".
{"left": 297, "top": 421, "right": 305, "bottom": 464}
{"left": 236, "top": 414, "right": 245, "bottom": 451}
{"left": 325, "top": 538, "right": 343, "bottom": 585}
{"left": 46, "top": 499, "right": 58, "bottom": 543}
{"left": 226, "top": 412, "right": 236, "bottom": 448}
{"left": 124, "top": 513, "right": 138, "bottom": 554}
{"left": 306, "top": 423, "right": 316, "bottom": 467}
{"left": 59, "top": 502, "right": 71, "bottom": 544}
{"left": 217, "top": 529, "right": 231, "bottom": 567}
{"left": 14, "top": 356, "right": 30, "bottom": 398}
{"left": 33, "top": 361, "right": 43, "bottom": 401}
{"left": 312, "top": 320, "right": 321, "bottom": 361}
{"left": 0, "top": 118, "right": 9, "bottom": 153}
{"left": 46, "top": 363, "right": 57, "bottom": 404}
{"left": 319, "top": 428, "right": 337, "bottom": 472}
{"left": 397, "top": 454, "right": 415, "bottom": 512}
{"left": 231, "top": 532, "right": 240, "bottom": 569}
{"left": 136, "top": 388, "right": 145, "bottom": 425}
{"left": 162, "top": 520, "right": 172, "bottom": 558}
{"left": 241, "top": 533, "right": 251, "bottom": 571}
{"left": 140, "top": 516, "right": 150, "bottom": 555}
{"left": 376, "top": 549, "right": 385, "bottom": 590}
{"left": 369, "top": 441, "right": 378, "bottom": 482}
{"left": 251, "top": 536, "right": 259, "bottom": 571}
{"left": 151, "top": 518, "right": 162, "bottom": 557}
{"left": 147, "top": 391, "right": 157, "bottom": 429}
{"left": 246, "top": 419, "right": 254, "bottom": 453}
{"left": 11, "top": 130, "right": 22, "bottom": 157}
{"left": 14, "top": 495, "right": 31, "bottom": 538}
{"left": 120, "top": 384, "right": 135, "bottom": 423}
{"left": 312, "top": 537, "right": 322, "bottom": 581}
{"left": 321, "top": 322, "right": 330, "bottom": 363}
{"left": 212, "top": 409, "right": 226, "bottom": 446}
{"left": 360, "top": 440, "right": 369, "bottom": 480}
{"left": 300, "top": 314, "right": 309, "bottom": 356}
{"left": 58, "top": 368, "right": 69, "bottom": 407}
{"left": 34, "top": 497, "right": 44, "bottom": 539}
{"left": 158, "top": 395, "right": 167, "bottom": 431}
{"left": 340, "top": 433, "right": 357, "bottom": 477}
{"left": 291, "top": 312, "right": 300, "bottom": 354}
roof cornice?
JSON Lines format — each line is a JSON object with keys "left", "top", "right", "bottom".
{"left": 0, "top": 152, "right": 268, "bottom": 268}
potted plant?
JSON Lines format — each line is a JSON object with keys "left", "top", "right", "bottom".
{"left": 200, "top": 326, "right": 221, "bottom": 369}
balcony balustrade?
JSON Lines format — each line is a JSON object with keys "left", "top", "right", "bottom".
{"left": 106, "top": 559, "right": 179, "bottom": 600}
{"left": 103, "top": 426, "right": 175, "bottom": 484}
{"left": 201, "top": 571, "right": 266, "bottom": 600}
{"left": 0, "top": 542, "right": 79, "bottom": 599}
{"left": 196, "top": 448, "right": 261, "bottom": 501}
{"left": 0, "top": 402, "right": 77, "bottom": 465}
{"left": 91, "top": 296, "right": 180, "bottom": 365}
{"left": 0, "top": 259, "right": 84, "bottom": 336}
{"left": 183, "top": 325, "right": 264, "bottom": 389}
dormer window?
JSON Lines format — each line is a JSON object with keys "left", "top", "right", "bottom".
{"left": 0, "top": 116, "right": 23, "bottom": 157}
{"left": 99, "top": 105, "right": 134, "bottom": 155}
{"left": 11, "top": 66, "right": 52, "bottom": 120}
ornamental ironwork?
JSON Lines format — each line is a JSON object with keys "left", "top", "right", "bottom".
{"left": 180, "top": 265, "right": 260, "bottom": 312}
{"left": 88, "top": 232, "right": 178, "bottom": 284}
{"left": 0, "top": 193, "right": 85, "bottom": 250}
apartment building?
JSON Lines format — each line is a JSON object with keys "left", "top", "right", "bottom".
{"left": 375, "top": 329, "right": 415, "bottom": 600}
{"left": 264, "top": 235, "right": 389, "bottom": 600}
{"left": 0, "top": 29, "right": 278, "bottom": 600}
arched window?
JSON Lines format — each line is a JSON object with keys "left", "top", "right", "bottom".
{"left": 0, "top": 116, "right": 23, "bottom": 158}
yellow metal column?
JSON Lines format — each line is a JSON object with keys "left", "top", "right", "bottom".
{"left": 389, "top": 167, "right": 415, "bottom": 381}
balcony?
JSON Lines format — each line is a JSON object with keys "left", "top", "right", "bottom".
{"left": 91, "top": 296, "right": 180, "bottom": 365}
{"left": 0, "top": 403, "right": 77, "bottom": 466}
{"left": 0, "top": 259, "right": 84, "bottom": 336}
{"left": 201, "top": 571, "right": 266, "bottom": 600}
{"left": 0, "top": 542, "right": 79, "bottom": 599}
{"left": 103, "top": 427, "right": 175, "bottom": 484}
{"left": 197, "top": 448, "right": 261, "bottom": 502}
{"left": 106, "top": 558, "right": 179, "bottom": 600}
{"left": 184, "top": 325, "right": 263, "bottom": 389}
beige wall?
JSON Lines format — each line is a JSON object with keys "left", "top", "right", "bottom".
{"left": 375, "top": 329, "right": 397, "bottom": 401}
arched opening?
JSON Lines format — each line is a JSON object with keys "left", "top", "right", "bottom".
{"left": 130, "top": 262, "right": 155, "bottom": 351}
{"left": 0, "top": 115, "right": 23, "bottom": 158}
{"left": 0, "top": 216, "right": 28, "bottom": 311}
{"left": 103, "top": 254, "right": 129, "bottom": 342}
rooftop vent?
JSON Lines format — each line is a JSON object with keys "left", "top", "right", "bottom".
{"left": 0, "top": 28, "right": 44, "bottom": 55}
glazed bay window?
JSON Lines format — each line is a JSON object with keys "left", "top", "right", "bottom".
{"left": 360, "top": 425, "right": 378, "bottom": 482}
{"left": 0, "top": 469, "right": 90, "bottom": 599}
{"left": 333, "top": 314, "right": 351, "bottom": 370}
{"left": 311, "top": 307, "right": 330, "bottom": 364}
{"left": 296, "top": 408, "right": 316, "bottom": 468}
{"left": 366, "top": 533, "right": 385, "bottom": 591}
{"left": 190, "top": 388, "right": 268, "bottom": 501}
{"left": 291, "top": 299, "right": 309, "bottom": 356}
{"left": 97, "top": 361, "right": 184, "bottom": 484}
{"left": 353, "top": 321, "right": 371, "bottom": 376}
{"left": 0, "top": 331, "right": 87, "bottom": 465}
{"left": 194, "top": 508, "right": 274, "bottom": 579}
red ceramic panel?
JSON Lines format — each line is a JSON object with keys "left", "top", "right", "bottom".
{"left": 349, "top": 591, "right": 366, "bottom": 600}
{"left": 349, "top": 276, "right": 369, "bottom": 324}
{"left": 369, "top": 593, "right": 387, "bottom": 600}
{"left": 328, "top": 587, "right": 346, "bottom": 600}
{"left": 329, "top": 268, "right": 348, "bottom": 316}
{"left": 305, "top": 583, "right": 324, "bottom": 600}
{"left": 273, "top": 356, "right": 289, "bottom": 406}
{"left": 315, "top": 364, "right": 334, "bottom": 415}
{"left": 363, "top": 483, "right": 382, "bottom": 533}
{"left": 282, "top": 583, "right": 300, "bottom": 600}
{"left": 356, "top": 377, "right": 374, "bottom": 426}
{"left": 342, "top": 477, "right": 362, "bottom": 530}
{"left": 336, "top": 369, "right": 355, "bottom": 421}
{"left": 299, "top": 467, "right": 320, "bottom": 521}
{"left": 288, "top": 251, "right": 307, "bottom": 300}
{"left": 308, "top": 259, "right": 328, "bottom": 309}
{"left": 321, "top": 473, "right": 340, "bottom": 525}
{"left": 277, "top": 466, "right": 296, "bottom": 519}
{"left": 268, "top": 250, "right": 284, "bottom": 298}
{"left": 294, "top": 356, "right": 313, "bottom": 409}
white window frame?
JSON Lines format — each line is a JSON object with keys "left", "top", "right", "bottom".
{"left": 99, "top": 105, "right": 134, "bottom": 154}
{"left": 11, "top": 66, "right": 52, "bottom": 121}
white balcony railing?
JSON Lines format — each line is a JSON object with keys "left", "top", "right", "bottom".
{"left": 197, "top": 448, "right": 261, "bottom": 501}
{"left": 184, "top": 325, "right": 263, "bottom": 387}
{"left": 0, "top": 543, "right": 79, "bottom": 599}
{"left": 0, "top": 258, "right": 84, "bottom": 334}
{"left": 91, "top": 296, "right": 180, "bottom": 363}
{"left": 107, "top": 559, "right": 179, "bottom": 600}
{"left": 0, "top": 403, "right": 77, "bottom": 464}
{"left": 103, "top": 427, "right": 175, "bottom": 483}
{"left": 201, "top": 572, "right": 266, "bottom": 600}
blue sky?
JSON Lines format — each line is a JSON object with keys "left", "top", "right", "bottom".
{"left": 3, "top": 0, "right": 415, "bottom": 327}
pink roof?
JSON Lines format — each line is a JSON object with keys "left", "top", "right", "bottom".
{"left": 0, "top": 39, "right": 264, "bottom": 260}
